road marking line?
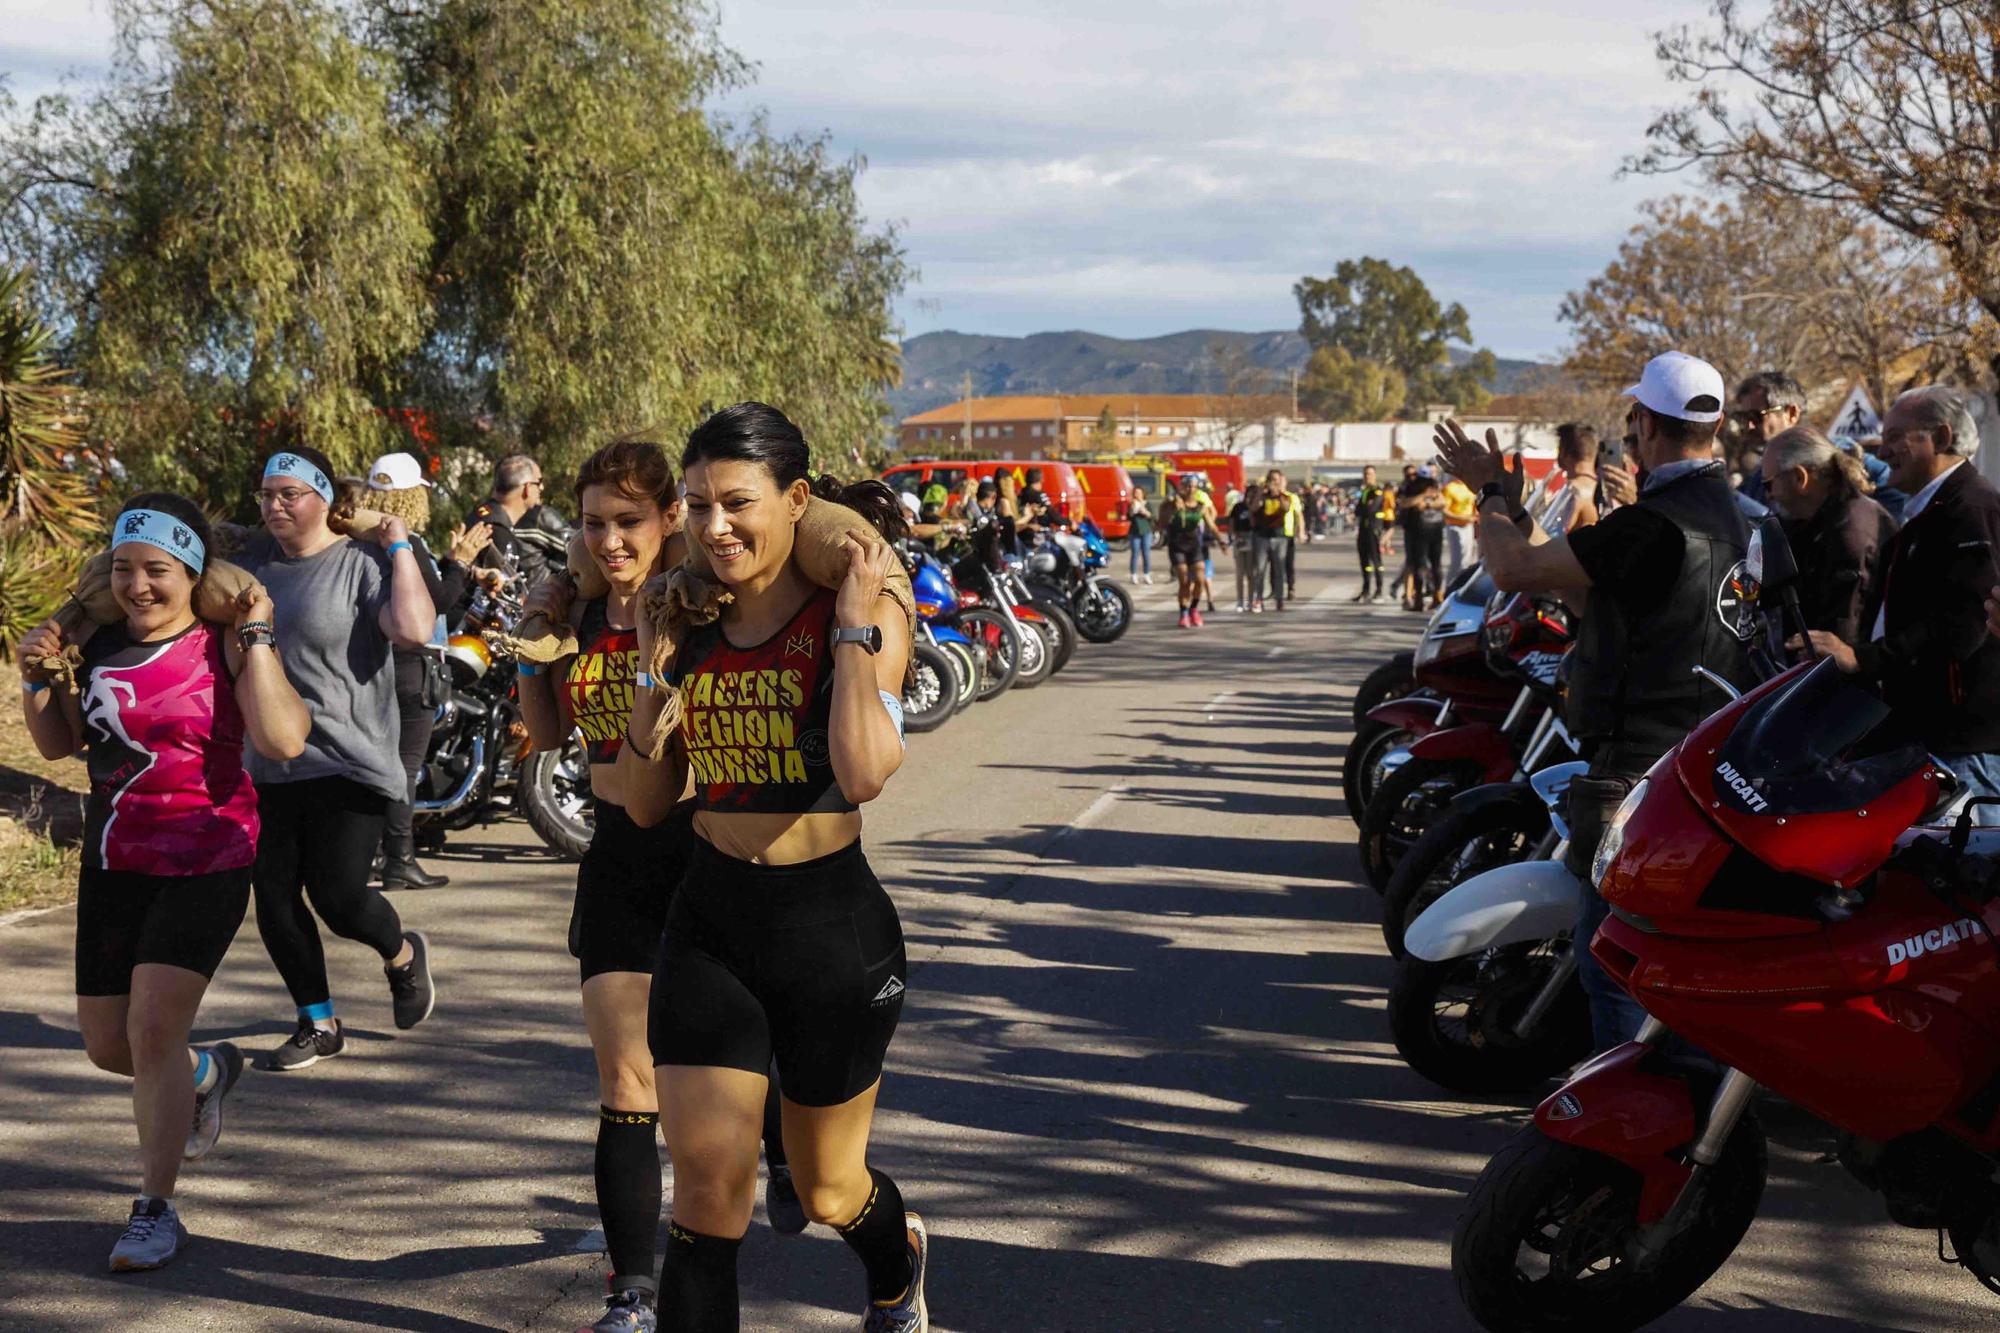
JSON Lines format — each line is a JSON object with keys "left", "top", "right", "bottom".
{"left": 1204, "top": 690, "right": 1235, "bottom": 722}
{"left": 1070, "top": 784, "right": 1125, "bottom": 830}
{"left": 1266, "top": 646, "right": 1287, "bottom": 658}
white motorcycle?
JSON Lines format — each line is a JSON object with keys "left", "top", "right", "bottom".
{"left": 1387, "top": 759, "right": 1593, "bottom": 1094}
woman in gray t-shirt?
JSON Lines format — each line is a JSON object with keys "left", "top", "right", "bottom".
{"left": 237, "top": 447, "right": 443, "bottom": 1071}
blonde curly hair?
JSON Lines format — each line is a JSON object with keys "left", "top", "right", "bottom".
{"left": 367, "top": 483, "right": 431, "bottom": 530}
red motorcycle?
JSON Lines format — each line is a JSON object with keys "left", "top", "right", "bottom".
{"left": 1358, "top": 591, "right": 1577, "bottom": 888}
{"left": 1452, "top": 657, "right": 2000, "bottom": 1331}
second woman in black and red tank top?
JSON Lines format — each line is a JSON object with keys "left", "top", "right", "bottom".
{"left": 516, "top": 439, "right": 701, "bottom": 1333}
{"left": 619, "top": 402, "right": 932, "bottom": 1333}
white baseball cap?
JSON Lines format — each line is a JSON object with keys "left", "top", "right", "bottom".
{"left": 1623, "top": 351, "right": 1726, "bottom": 423}
{"left": 367, "top": 451, "right": 433, "bottom": 490}
{"left": 898, "top": 490, "right": 921, "bottom": 517}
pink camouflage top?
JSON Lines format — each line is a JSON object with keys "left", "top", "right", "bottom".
{"left": 79, "top": 621, "right": 258, "bottom": 875}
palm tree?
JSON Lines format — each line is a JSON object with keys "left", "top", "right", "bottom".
{"left": 0, "top": 267, "right": 100, "bottom": 654}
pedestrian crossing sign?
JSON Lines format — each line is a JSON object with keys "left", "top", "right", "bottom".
{"left": 1828, "top": 384, "right": 1879, "bottom": 443}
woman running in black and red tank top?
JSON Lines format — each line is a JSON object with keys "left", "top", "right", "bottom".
{"left": 517, "top": 439, "right": 793, "bottom": 1333}
{"left": 621, "top": 403, "right": 929, "bottom": 1332}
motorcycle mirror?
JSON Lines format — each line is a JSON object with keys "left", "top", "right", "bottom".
{"left": 1950, "top": 797, "right": 2000, "bottom": 854}
{"left": 1748, "top": 513, "right": 1799, "bottom": 591}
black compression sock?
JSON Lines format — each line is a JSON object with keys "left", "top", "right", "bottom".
{"left": 761, "top": 1078, "right": 787, "bottom": 1169}
{"left": 594, "top": 1107, "right": 661, "bottom": 1289}
{"left": 836, "top": 1167, "right": 913, "bottom": 1304}
{"left": 661, "top": 1221, "right": 742, "bottom": 1331}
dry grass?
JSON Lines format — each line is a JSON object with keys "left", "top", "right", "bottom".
{"left": 0, "top": 692, "right": 86, "bottom": 915}
{"left": 0, "top": 796, "right": 80, "bottom": 915}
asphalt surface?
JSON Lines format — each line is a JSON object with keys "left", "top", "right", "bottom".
{"left": 1, "top": 539, "right": 1994, "bottom": 1331}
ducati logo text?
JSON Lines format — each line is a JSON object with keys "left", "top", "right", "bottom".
{"left": 1887, "top": 917, "right": 1988, "bottom": 967}
{"left": 1713, "top": 761, "right": 1770, "bottom": 813}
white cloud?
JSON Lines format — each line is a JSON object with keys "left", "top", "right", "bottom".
{"left": 0, "top": 0, "right": 1722, "bottom": 358}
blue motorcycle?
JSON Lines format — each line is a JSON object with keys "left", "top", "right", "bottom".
{"left": 901, "top": 545, "right": 1019, "bottom": 727}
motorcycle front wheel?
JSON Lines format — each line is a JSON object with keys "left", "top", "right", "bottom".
{"left": 956, "top": 609, "right": 1020, "bottom": 701}
{"left": 1028, "top": 598, "right": 1078, "bottom": 673}
{"left": 903, "top": 642, "right": 958, "bottom": 733}
{"left": 1380, "top": 794, "right": 1548, "bottom": 958}
{"left": 1453, "top": 1118, "right": 1766, "bottom": 1333}
{"left": 1386, "top": 943, "right": 1589, "bottom": 1093}
{"left": 518, "top": 734, "right": 594, "bottom": 861}
{"left": 941, "top": 640, "right": 980, "bottom": 713}
{"left": 1010, "top": 620, "right": 1056, "bottom": 689}
{"left": 1341, "top": 718, "right": 1414, "bottom": 820}
{"left": 1075, "top": 580, "right": 1133, "bottom": 643}
{"left": 1359, "top": 757, "right": 1486, "bottom": 890}
{"left": 1353, "top": 652, "right": 1417, "bottom": 728}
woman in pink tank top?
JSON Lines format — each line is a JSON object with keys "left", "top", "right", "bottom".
{"left": 18, "top": 492, "right": 309, "bottom": 1272}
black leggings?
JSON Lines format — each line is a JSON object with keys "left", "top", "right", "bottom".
{"left": 253, "top": 777, "right": 404, "bottom": 1010}
{"left": 650, "top": 839, "right": 904, "bottom": 1107}
{"left": 384, "top": 686, "right": 434, "bottom": 846}
{"left": 1358, "top": 528, "right": 1383, "bottom": 591}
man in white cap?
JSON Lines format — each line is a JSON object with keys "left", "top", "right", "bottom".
{"left": 1434, "top": 350, "right": 1759, "bottom": 1050}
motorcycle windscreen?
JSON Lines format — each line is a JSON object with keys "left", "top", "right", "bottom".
{"left": 1680, "top": 659, "right": 1937, "bottom": 886}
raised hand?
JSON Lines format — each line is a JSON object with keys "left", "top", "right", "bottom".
{"left": 836, "top": 535, "right": 894, "bottom": 629}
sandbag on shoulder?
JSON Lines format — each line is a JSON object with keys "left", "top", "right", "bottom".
{"left": 24, "top": 551, "right": 264, "bottom": 691}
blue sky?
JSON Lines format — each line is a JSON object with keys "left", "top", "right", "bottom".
{"left": 2, "top": 0, "right": 1719, "bottom": 360}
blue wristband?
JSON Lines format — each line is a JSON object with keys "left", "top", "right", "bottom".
{"left": 517, "top": 661, "right": 546, "bottom": 677}
{"left": 387, "top": 540, "right": 413, "bottom": 558}
{"left": 637, "top": 671, "right": 655, "bottom": 689}
{"left": 23, "top": 679, "right": 49, "bottom": 694}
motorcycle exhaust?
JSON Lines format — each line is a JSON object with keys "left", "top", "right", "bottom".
{"left": 414, "top": 733, "right": 487, "bottom": 817}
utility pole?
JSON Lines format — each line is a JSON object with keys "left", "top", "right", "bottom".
{"left": 1291, "top": 367, "right": 1300, "bottom": 420}
{"left": 962, "top": 371, "right": 973, "bottom": 451}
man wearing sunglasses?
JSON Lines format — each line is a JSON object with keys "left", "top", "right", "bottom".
{"left": 1729, "top": 371, "right": 1807, "bottom": 507}
{"left": 465, "top": 453, "right": 554, "bottom": 586}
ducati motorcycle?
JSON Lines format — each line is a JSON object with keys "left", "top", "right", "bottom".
{"left": 1452, "top": 656, "right": 2000, "bottom": 1331}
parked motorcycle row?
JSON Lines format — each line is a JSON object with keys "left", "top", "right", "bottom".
{"left": 409, "top": 514, "right": 1133, "bottom": 860}
{"left": 1343, "top": 496, "right": 2000, "bottom": 1329}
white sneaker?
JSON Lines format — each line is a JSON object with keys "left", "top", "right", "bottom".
{"left": 109, "top": 1197, "right": 186, "bottom": 1272}
{"left": 186, "top": 1041, "right": 244, "bottom": 1161}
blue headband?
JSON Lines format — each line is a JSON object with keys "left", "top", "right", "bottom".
{"left": 264, "top": 452, "right": 334, "bottom": 505}
{"left": 113, "top": 508, "right": 206, "bottom": 575}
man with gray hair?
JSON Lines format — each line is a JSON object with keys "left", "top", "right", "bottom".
{"left": 1795, "top": 385, "right": 2000, "bottom": 817}
{"left": 465, "top": 452, "right": 552, "bottom": 585}
{"left": 1730, "top": 370, "right": 1807, "bottom": 507}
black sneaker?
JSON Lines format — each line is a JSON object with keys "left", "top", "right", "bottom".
{"left": 386, "top": 930, "right": 435, "bottom": 1030}
{"left": 265, "top": 1018, "right": 343, "bottom": 1072}
{"left": 766, "top": 1163, "right": 807, "bottom": 1235}
{"left": 184, "top": 1041, "right": 245, "bottom": 1160}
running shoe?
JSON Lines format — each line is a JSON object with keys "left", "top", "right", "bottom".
{"left": 1176, "top": 610, "right": 1190, "bottom": 628}
{"left": 109, "top": 1197, "right": 186, "bottom": 1272}
{"left": 767, "top": 1163, "right": 808, "bottom": 1235}
{"left": 386, "top": 929, "right": 436, "bottom": 1030}
{"left": 580, "top": 1284, "right": 657, "bottom": 1333}
{"left": 1251, "top": 599, "right": 1263, "bottom": 614}
{"left": 266, "top": 1017, "right": 344, "bottom": 1072}
{"left": 861, "top": 1213, "right": 929, "bottom": 1333}
{"left": 1189, "top": 608, "right": 1204, "bottom": 627}
{"left": 1350, "top": 590, "right": 1370, "bottom": 603}
{"left": 185, "top": 1041, "right": 244, "bottom": 1160}
{"left": 1234, "top": 602, "right": 1246, "bottom": 613}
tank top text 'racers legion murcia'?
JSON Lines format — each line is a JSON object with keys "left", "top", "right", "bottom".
{"left": 563, "top": 599, "right": 639, "bottom": 764}
{"left": 673, "top": 587, "right": 855, "bottom": 815}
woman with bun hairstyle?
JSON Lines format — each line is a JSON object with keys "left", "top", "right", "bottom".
{"left": 361, "top": 451, "right": 488, "bottom": 890}
{"left": 18, "top": 492, "right": 310, "bottom": 1271}
{"left": 235, "top": 445, "right": 442, "bottom": 1071}
{"left": 619, "top": 402, "right": 929, "bottom": 1332}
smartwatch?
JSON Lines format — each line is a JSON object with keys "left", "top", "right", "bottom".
{"left": 832, "top": 625, "right": 884, "bottom": 655}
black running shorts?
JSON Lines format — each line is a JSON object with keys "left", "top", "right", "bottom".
{"left": 571, "top": 799, "right": 696, "bottom": 982}
{"left": 648, "top": 838, "right": 905, "bottom": 1107}
{"left": 75, "top": 865, "right": 252, "bottom": 996}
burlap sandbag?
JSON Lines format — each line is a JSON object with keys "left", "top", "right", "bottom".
{"left": 24, "top": 551, "right": 264, "bottom": 691}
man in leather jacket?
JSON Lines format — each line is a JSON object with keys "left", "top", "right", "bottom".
{"left": 465, "top": 453, "right": 555, "bottom": 587}
{"left": 1800, "top": 387, "right": 2000, "bottom": 818}
{"left": 1436, "top": 351, "right": 1758, "bottom": 1050}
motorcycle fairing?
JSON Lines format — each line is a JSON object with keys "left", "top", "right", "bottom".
{"left": 1407, "top": 723, "right": 1517, "bottom": 782}
{"left": 1365, "top": 695, "right": 1448, "bottom": 736}
{"left": 1405, "top": 859, "right": 1582, "bottom": 962}
{"left": 1533, "top": 1042, "right": 1697, "bottom": 1223}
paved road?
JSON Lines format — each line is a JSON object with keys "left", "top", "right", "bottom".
{"left": 0, "top": 540, "right": 1992, "bottom": 1331}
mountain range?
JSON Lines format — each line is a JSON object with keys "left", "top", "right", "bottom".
{"left": 890, "top": 328, "right": 1549, "bottom": 421}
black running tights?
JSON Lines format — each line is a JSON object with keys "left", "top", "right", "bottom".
{"left": 253, "top": 776, "right": 404, "bottom": 1010}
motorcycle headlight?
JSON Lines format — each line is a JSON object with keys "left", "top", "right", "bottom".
{"left": 1590, "top": 778, "right": 1649, "bottom": 891}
